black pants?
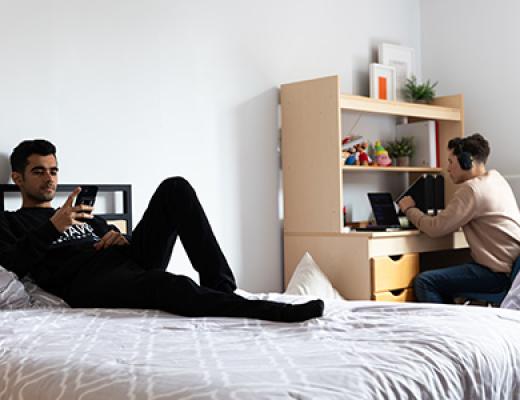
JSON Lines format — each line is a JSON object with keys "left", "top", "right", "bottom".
{"left": 65, "top": 177, "right": 291, "bottom": 321}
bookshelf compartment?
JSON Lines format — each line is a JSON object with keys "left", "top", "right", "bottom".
{"left": 342, "top": 166, "right": 443, "bottom": 173}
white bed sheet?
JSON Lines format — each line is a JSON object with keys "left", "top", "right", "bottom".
{"left": 1, "top": 293, "right": 520, "bottom": 399}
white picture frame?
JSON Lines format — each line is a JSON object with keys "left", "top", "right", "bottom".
{"left": 378, "top": 43, "right": 415, "bottom": 101}
{"left": 369, "top": 63, "right": 396, "bottom": 101}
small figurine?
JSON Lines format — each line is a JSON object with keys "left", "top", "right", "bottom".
{"left": 342, "top": 148, "right": 351, "bottom": 163}
{"left": 373, "top": 140, "right": 392, "bottom": 166}
{"left": 356, "top": 142, "right": 372, "bottom": 166}
{"left": 342, "top": 135, "right": 365, "bottom": 150}
{"left": 342, "top": 135, "right": 370, "bottom": 166}
{"left": 345, "top": 147, "right": 359, "bottom": 165}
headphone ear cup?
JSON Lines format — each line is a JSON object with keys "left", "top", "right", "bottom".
{"left": 458, "top": 152, "right": 473, "bottom": 170}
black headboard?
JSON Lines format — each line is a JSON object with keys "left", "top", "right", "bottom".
{"left": 0, "top": 184, "right": 133, "bottom": 234}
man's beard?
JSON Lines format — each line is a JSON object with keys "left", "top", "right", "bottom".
{"left": 25, "top": 186, "right": 56, "bottom": 202}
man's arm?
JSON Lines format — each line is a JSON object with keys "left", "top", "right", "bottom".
{"left": 51, "top": 188, "right": 128, "bottom": 251}
{"left": 0, "top": 188, "right": 93, "bottom": 278}
{"left": 90, "top": 217, "right": 129, "bottom": 250}
{"left": 0, "top": 212, "right": 61, "bottom": 278}
{"left": 94, "top": 229, "right": 129, "bottom": 250}
{"left": 403, "top": 185, "right": 477, "bottom": 237}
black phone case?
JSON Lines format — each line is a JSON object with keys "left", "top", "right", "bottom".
{"left": 75, "top": 186, "right": 98, "bottom": 207}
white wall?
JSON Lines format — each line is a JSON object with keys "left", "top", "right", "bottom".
{"left": 0, "top": 0, "right": 421, "bottom": 292}
{"left": 421, "top": 0, "right": 520, "bottom": 195}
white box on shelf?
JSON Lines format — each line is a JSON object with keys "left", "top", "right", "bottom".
{"left": 396, "top": 120, "right": 436, "bottom": 168}
{"left": 369, "top": 63, "right": 396, "bottom": 101}
{"left": 378, "top": 43, "right": 416, "bottom": 101}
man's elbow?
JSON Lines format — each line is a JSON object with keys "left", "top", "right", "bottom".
{"left": 419, "top": 224, "right": 453, "bottom": 238}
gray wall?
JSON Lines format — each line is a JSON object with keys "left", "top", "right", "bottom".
{"left": 0, "top": 0, "right": 421, "bottom": 292}
{"left": 421, "top": 0, "right": 520, "bottom": 196}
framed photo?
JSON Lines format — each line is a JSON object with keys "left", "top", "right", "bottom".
{"left": 369, "top": 63, "right": 396, "bottom": 101}
{"left": 378, "top": 43, "right": 416, "bottom": 101}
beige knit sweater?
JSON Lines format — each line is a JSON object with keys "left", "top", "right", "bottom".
{"left": 406, "top": 170, "right": 520, "bottom": 273}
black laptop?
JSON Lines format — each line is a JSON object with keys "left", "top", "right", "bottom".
{"left": 355, "top": 192, "right": 414, "bottom": 232}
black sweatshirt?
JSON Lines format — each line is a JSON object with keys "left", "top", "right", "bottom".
{"left": 0, "top": 208, "right": 121, "bottom": 294}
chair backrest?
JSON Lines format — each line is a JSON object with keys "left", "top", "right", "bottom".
{"left": 511, "top": 256, "right": 520, "bottom": 283}
{"left": 455, "top": 255, "right": 520, "bottom": 305}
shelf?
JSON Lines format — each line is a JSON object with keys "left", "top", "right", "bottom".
{"left": 341, "top": 228, "right": 422, "bottom": 237}
{"left": 342, "top": 165, "right": 443, "bottom": 173}
{"left": 340, "top": 94, "right": 461, "bottom": 121}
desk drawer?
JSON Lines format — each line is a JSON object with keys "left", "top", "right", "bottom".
{"left": 373, "top": 288, "right": 415, "bottom": 302}
{"left": 372, "top": 253, "right": 419, "bottom": 293}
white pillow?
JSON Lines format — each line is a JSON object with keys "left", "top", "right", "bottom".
{"left": 0, "top": 266, "right": 31, "bottom": 309}
{"left": 285, "top": 252, "right": 345, "bottom": 300}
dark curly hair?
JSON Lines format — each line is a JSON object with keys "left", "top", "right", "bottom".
{"left": 10, "top": 139, "right": 56, "bottom": 173}
{"left": 447, "top": 133, "right": 490, "bottom": 164}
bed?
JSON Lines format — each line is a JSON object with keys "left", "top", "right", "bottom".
{"left": 1, "top": 296, "right": 520, "bottom": 399}
{"left": 1, "top": 184, "right": 520, "bottom": 399}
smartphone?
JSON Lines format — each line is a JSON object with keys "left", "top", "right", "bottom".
{"left": 74, "top": 185, "right": 98, "bottom": 212}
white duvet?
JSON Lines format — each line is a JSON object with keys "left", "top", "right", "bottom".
{"left": 1, "top": 293, "right": 520, "bottom": 399}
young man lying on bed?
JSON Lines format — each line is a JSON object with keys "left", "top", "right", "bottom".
{"left": 0, "top": 139, "right": 323, "bottom": 322}
{"left": 398, "top": 133, "right": 520, "bottom": 304}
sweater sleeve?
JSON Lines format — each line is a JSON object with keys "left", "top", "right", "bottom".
{"left": 405, "top": 185, "right": 477, "bottom": 238}
{"left": 0, "top": 212, "right": 61, "bottom": 278}
{"left": 89, "top": 215, "right": 119, "bottom": 237}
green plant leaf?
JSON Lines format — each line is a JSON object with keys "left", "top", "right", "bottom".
{"left": 403, "top": 75, "right": 438, "bottom": 102}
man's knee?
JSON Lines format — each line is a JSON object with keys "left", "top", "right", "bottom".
{"left": 157, "top": 176, "right": 196, "bottom": 200}
{"left": 160, "top": 176, "right": 191, "bottom": 191}
{"left": 414, "top": 271, "right": 436, "bottom": 292}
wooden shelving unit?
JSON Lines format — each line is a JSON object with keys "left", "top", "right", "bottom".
{"left": 280, "top": 75, "right": 466, "bottom": 301}
{"left": 280, "top": 75, "right": 464, "bottom": 235}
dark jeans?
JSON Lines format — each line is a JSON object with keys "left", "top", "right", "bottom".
{"left": 65, "top": 177, "right": 293, "bottom": 321}
{"left": 413, "top": 262, "right": 510, "bottom": 304}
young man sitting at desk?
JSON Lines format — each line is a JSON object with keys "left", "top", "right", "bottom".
{"left": 0, "top": 139, "right": 324, "bottom": 322}
{"left": 398, "top": 134, "right": 520, "bottom": 304}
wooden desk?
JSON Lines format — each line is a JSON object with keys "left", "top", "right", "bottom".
{"left": 284, "top": 230, "right": 468, "bottom": 301}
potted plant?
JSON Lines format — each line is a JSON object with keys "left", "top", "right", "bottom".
{"left": 403, "top": 75, "right": 438, "bottom": 104}
{"left": 385, "top": 136, "right": 415, "bottom": 166}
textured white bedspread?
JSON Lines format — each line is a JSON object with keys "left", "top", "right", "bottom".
{"left": 1, "top": 293, "right": 520, "bottom": 400}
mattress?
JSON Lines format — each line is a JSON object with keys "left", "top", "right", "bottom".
{"left": 1, "top": 293, "right": 520, "bottom": 399}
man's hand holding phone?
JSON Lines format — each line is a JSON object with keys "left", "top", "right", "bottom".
{"left": 50, "top": 187, "right": 95, "bottom": 233}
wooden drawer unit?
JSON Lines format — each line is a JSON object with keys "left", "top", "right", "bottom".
{"left": 371, "top": 253, "right": 419, "bottom": 302}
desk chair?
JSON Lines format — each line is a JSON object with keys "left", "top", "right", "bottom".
{"left": 456, "top": 256, "right": 520, "bottom": 307}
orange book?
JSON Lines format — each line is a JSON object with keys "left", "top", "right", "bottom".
{"left": 378, "top": 77, "right": 387, "bottom": 100}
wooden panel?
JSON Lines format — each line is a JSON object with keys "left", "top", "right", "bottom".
{"left": 373, "top": 288, "right": 415, "bottom": 302}
{"left": 280, "top": 76, "right": 343, "bottom": 233}
{"left": 371, "top": 253, "right": 419, "bottom": 292}
{"left": 284, "top": 233, "right": 371, "bottom": 300}
{"left": 340, "top": 95, "right": 461, "bottom": 121}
